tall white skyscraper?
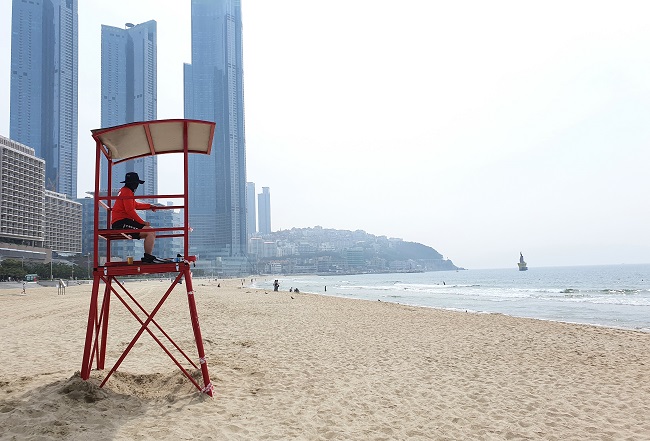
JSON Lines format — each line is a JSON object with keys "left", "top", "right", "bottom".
{"left": 258, "top": 187, "right": 271, "bottom": 235}
{"left": 246, "top": 182, "right": 256, "bottom": 237}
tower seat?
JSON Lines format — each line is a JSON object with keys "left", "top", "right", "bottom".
{"left": 97, "top": 230, "right": 133, "bottom": 241}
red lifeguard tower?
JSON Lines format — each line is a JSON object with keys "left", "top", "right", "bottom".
{"left": 80, "top": 119, "right": 216, "bottom": 396}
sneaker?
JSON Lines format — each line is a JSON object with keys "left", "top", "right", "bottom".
{"left": 145, "top": 254, "right": 175, "bottom": 264}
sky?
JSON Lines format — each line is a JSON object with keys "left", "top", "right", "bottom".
{"left": 1, "top": 0, "right": 650, "bottom": 270}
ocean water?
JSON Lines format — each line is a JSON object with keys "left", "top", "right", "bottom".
{"left": 257, "top": 265, "right": 650, "bottom": 332}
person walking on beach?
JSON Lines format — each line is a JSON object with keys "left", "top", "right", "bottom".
{"left": 273, "top": 279, "right": 280, "bottom": 292}
{"left": 21, "top": 281, "right": 26, "bottom": 295}
{"left": 111, "top": 172, "right": 160, "bottom": 263}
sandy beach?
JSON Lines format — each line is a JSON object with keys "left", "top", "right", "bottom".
{"left": 0, "top": 277, "right": 649, "bottom": 440}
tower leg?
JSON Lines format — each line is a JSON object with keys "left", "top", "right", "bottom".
{"left": 183, "top": 266, "right": 213, "bottom": 396}
{"left": 98, "top": 278, "right": 112, "bottom": 369}
{"left": 81, "top": 274, "right": 101, "bottom": 379}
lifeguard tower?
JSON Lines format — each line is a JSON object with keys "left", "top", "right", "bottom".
{"left": 80, "top": 119, "right": 216, "bottom": 396}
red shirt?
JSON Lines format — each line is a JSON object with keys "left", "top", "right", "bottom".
{"left": 111, "top": 187, "right": 151, "bottom": 224}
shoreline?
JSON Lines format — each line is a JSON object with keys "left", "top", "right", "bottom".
{"left": 1, "top": 278, "right": 649, "bottom": 439}
{"left": 276, "top": 267, "right": 650, "bottom": 334}
{"left": 303, "top": 289, "right": 650, "bottom": 334}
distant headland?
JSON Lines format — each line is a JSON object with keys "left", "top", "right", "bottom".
{"left": 250, "top": 226, "right": 461, "bottom": 275}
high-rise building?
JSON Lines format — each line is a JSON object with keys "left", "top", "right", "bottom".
{"left": 76, "top": 196, "right": 96, "bottom": 256}
{"left": 10, "top": 0, "right": 78, "bottom": 198}
{"left": 44, "top": 190, "right": 82, "bottom": 254}
{"left": 1, "top": 135, "right": 82, "bottom": 262}
{"left": 0, "top": 135, "right": 46, "bottom": 262}
{"left": 100, "top": 21, "right": 158, "bottom": 198}
{"left": 148, "top": 202, "right": 183, "bottom": 259}
{"left": 258, "top": 187, "right": 271, "bottom": 235}
{"left": 184, "top": 0, "right": 247, "bottom": 262}
{"left": 99, "top": 21, "right": 157, "bottom": 261}
{"left": 246, "top": 182, "right": 256, "bottom": 237}
{"left": 248, "top": 236, "right": 263, "bottom": 256}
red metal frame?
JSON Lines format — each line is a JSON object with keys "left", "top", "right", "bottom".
{"left": 80, "top": 119, "right": 215, "bottom": 397}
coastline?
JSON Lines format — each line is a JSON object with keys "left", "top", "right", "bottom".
{"left": 1, "top": 278, "right": 649, "bottom": 440}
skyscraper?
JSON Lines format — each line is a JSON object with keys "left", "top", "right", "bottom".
{"left": 100, "top": 20, "right": 157, "bottom": 261}
{"left": 100, "top": 21, "right": 158, "bottom": 198}
{"left": 10, "top": 0, "right": 78, "bottom": 198}
{"left": 258, "top": 187, "right": 271, "bottom": 235}
{"left": 184, "top": 0, "right": 247, "bottom": 261}
{"left": 246, "top": 182, "right": 256, "bottom": 237}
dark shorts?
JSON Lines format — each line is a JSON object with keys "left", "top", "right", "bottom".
{"left": 111, "top": 219, "right": 145, "bottom": 239}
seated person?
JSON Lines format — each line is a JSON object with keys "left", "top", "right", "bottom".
{"left": 111, "top": 172, "right": 159, "bottom": 263}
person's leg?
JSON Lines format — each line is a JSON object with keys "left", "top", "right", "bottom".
{"left": 142, "top": 226, "right": 155, "bottom": 255}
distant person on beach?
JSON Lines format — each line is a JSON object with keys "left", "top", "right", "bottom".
{"left": 58, "top": 279, "right": 66, "bottom": 295}
{"left": 111, "top": 172, "right": 159, "bottom": 263}
{"left": 273, "top": 280, "right": 279, "bottom": 292}
{"left": 21, "top": 281, "right": 26, "bottom": 294}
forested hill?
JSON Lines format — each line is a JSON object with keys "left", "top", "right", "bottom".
{"left": 383, "top": 241, "right": 443, "bottom": 261}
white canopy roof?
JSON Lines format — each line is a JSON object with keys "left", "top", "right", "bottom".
{"left": 91, "top": 119, "right": 215, "bottom": 162}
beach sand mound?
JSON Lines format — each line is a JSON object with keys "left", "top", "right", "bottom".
{"left": 58, "top": 372, "right": 108, "bottom": 403}
{"left": 107, "top": 369, "right": 209, "bottom": 401}
{"left": 0, "top": 370, "right": 210, "bottom": 441}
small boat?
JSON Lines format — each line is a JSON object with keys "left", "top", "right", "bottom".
{"left": 518, "top": 252, "right": 528, "bottom": 271}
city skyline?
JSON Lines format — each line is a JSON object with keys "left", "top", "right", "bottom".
{"left": 1, "top": 1, "right": 650, "bottom": 269}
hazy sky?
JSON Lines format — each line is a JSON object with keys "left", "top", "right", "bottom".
{"left": 1, "top": 1, "right": 649, "bottom": 269}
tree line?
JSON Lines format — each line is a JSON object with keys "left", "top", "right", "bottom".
{"left": 0, "top": 258, "right": 89, "bottom": 282}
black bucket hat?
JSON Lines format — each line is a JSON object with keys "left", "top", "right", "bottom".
{"left": 121, "top": 172, "right": 145, "bottom": 184}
